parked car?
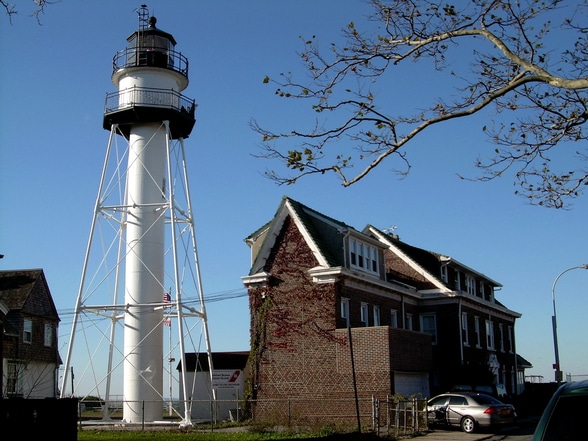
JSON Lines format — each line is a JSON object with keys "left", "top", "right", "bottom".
{"left": 427, "top": 392, "right": 517, "bottom": 433}
{"left": 532, "top": 379, "right": 588, "bottom": 441}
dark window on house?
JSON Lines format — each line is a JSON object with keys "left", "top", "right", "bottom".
{"left": 390, "top": 309, "right": 398, "bottom": 327}
{"left": 486, "top": 320, "right": 495, "bottom": 349}
{"left": 499, "top": 323, "right": 505, "bottom": 352}
{"left": 373, "top": 305, "right": 381, "bottom": 326}
{"left": 420, "top": 313, "right": 437, "bottom": 344}
{"left": 360, "top": 302, "right": 369, "bottom": 326}
{"left": 44, "top": 323, "right": 53, "bottom": 347}
{"left": 23, "top": 318, "right": 32, "bottom": 343}
{"left": 6, "top": 362, "right": 24, "bottom": 397}
{"left": 462, "top": 312, "right": 469, "bottom": 346}
{"left": 340, "top": 298, "right": 350, "bottom": 327}
{"left": 406, "top": 313, "right": 413, "bottom": 330}
{"left": 465, "top": 274, "right": 476, "bottom": 295}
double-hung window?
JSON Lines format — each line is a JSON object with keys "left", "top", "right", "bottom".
{"left": 486, "top": 319, "right": 495, "bottom": 349}
{"left": 44, "top": 323, "right": 53, "bottom": 347}
{"left": 360, "top": 303, "right": 369, "bottom": 326}
{"left": 465, "top": 275, "right": 476, "bottom": 295}
{"left": 405, "top": 313, "right": 413, "bottom": 331}
{"left": 349, "top": 238, "right": 379, "bottom": 275}
{"left": 499, "top": 323, "right": 505, "bottom": 352}
{"left": 390, "top": 309, "right": 398, "bottom": 328}
{"left": 340, "top": 298, "right": 350, "bottom": 327}
{"left": 420, "top": 313, "right": 437, "bottom": 344}
{"left": 373, "top": 305, "right": 381, "bottom": 326}
{"left": 6, "top": 362, "right": 24, "bottom": 397}
{"left": 23, "top": 318, "right": 32, "bottom": 343}
{"left": 461, "top": 312, "right": 469, "bottom": 346}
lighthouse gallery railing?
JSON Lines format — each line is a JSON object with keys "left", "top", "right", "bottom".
{"left": 104, "top": 86, "right": 195, "bottom": 117}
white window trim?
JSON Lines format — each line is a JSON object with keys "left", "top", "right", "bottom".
{"left": 373, "top": 305, "right": 381, "bottom": 326}
{"left": 465, "top": 274, "right": 476, "bottom": 295}
{"left": 474, "top": 316, "right": 481, "bottom": 348}
{"left": 441, "top": 265, "right": 448, "bottom": 283}
{"left": 349, "top": 238, "right": 380, "bottom": 275}
{"left": 486, "top": 319, "right": 495, "bottom": 350}
{"left": 360, "top": 302, "right": 369, "bottom": 327}
{"left": 340, "top": 298, "right": 350, "bottom": 327}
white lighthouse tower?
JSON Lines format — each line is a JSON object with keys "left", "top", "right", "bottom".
{"left": 60, "top": 6, "right": 214, "bottom": 426}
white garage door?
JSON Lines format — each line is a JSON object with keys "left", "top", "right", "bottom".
{"left": 394, "top": 372, "right": 430, "bottom": 398}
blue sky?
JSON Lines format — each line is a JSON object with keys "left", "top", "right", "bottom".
{"left": 1, "top": 0, "right": 586, "bottom": 392}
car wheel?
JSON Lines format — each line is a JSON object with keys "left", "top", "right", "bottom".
{"left": 460, "top": 416, "right": 476, "bottom": 433}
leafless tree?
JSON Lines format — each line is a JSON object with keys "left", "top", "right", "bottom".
{"left": 1, "top": 0, "right": 54, "bottom": 24}
{"left": 252, "top": 0, "right": 588, "bottom": 209}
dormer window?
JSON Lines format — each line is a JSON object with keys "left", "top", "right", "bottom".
{"left": 465, "top": 274, "right": 476, "bottom": 295}
{"left": 441, "top": 265, "right": 448, "bottom": 283}
{"left": 349, "top": 238, "right": 379, "bottom": 275}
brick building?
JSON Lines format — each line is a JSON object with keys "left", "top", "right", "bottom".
{"left": 242, "top": 197, "right": 526, "bottom": 425}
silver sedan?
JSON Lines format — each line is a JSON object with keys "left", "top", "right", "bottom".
{"left": 427, "top": 392, "right": 517, "bottom": 433}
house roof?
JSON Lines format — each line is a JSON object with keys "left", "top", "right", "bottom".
{"left": 367, "top": 225, "right": 502, "bottom": 290}
{"left": 245, "top": 196, "right": 355, "bottom": 275}
{"left": 0, "top": 268, "right": 60, "bottom": 321}
{"left": 245, "top": 196, "right": 502, "bottom": 291}
{"left": 517, "top": 353, "right": 533, "bottom": 369}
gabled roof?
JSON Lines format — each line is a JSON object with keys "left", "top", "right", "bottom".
{"left": 366, "top": 225, "right": 502, "bottom": 289}
{"left": 0, "top": 269, "right": 60, "bottom": 320}
{"left": 244, "top": 196, "right": 355, "bottom": 276}
{"left": 244, "top": 197, "right": 503, "bottom": 293}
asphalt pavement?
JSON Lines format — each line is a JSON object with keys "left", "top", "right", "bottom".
{"left": 412, "top": 416, "right": 538, "bottom": 441}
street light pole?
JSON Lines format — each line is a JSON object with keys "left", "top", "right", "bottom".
{"left": 551, "top": 264, "right": 588, "bottom": 384}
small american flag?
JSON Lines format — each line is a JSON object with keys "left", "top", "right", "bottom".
{"left": 163, "top": 292, "right": 171, "bottom": 326}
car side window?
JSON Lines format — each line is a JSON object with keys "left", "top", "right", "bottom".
{"left": 543, "top": 395, "right": 585, "bottom": 441}
{"left": 448, "top": 396, "right": 467, "bottom": 406}
{"left": 429, "top": 396, "right": 447, "bottom": 407}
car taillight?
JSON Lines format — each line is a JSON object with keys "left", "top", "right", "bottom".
{"left": 484, "top": 407, "right": 498, "bottom": 414}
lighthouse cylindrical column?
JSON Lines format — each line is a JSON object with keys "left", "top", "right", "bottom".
{"left": 123, "top": 123, "right": 167, "bottom": 423}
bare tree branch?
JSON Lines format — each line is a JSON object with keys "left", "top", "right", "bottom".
{"left": 252, "top": 0, "right": 588, "bottom": 209}
{"left": 2, "top": 0, "right": 56, "bottom": 24}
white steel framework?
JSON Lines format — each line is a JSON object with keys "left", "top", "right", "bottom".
{"left": 60, "top": 121, "right": 214, "bottom": 427}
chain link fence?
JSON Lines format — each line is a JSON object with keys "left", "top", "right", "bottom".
{"left": 78, "top": 396, "right": 429, "bottom": 436}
